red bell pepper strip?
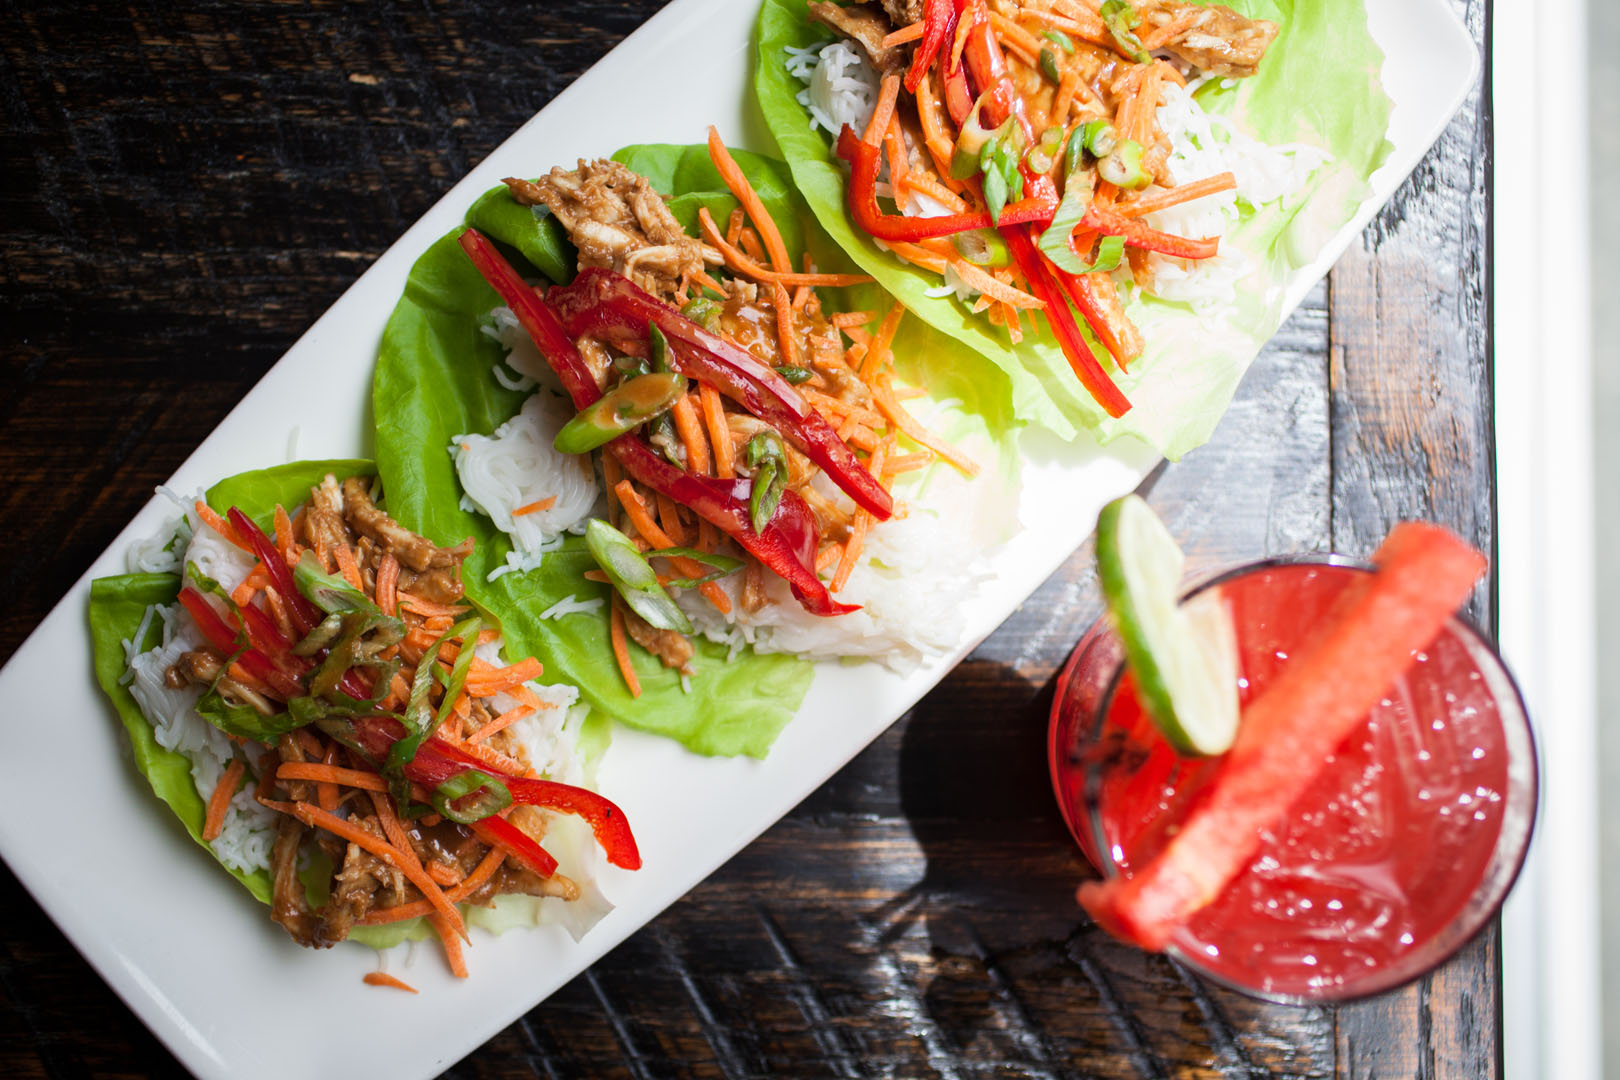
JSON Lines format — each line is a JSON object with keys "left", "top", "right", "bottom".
{"left": 427, "top": 740, "right": 641, "bottom": 871}
{"left": 226, "top": 507, "right": 323, "bottom": 636}
{"left": 836, "top": 126, "right": 1056, "bottom": 241}
{"left": 905, "top": 0, "right": 957, "bottom": 94}
{"left": 176, "top": 587, "right": 307, "bottom": 701}
{"left": 457, "top": 229, "right": 855, "bottom": 618}
{"left": 1003, "top": 225, "right": 1132, "bottom": 418}
{"left": 608, "top": 434, "right": 854, "bottom": 616}
{"left": 1053, "top": 264, "right": 1136, "bottom": 371}
{"left": 546, "top": 268, "right": 893, "bottom": 521}
{"left": 470, "top": 816, "right": 560, "bottom": 879}
{"left": 342, "top": 716, "right": 636, "bottom": 873}
{"left": 1083, "top": 206, "right": 1219, "bottom": 261}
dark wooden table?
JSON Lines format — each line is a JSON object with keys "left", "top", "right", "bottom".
{"left": 0, "top": 1, "right": 1495, "bottom": 1076}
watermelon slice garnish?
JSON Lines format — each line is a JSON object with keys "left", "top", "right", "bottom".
{"left": 1078, "top": 521, "right": 1489, "bottom": 950}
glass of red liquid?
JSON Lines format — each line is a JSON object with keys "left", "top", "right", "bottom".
{"left": 1048, "top": 556, "right": 1538, "bottom": 1003}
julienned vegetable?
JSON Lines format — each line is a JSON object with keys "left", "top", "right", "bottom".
{"left": 98, "top": 469, "right": 641, "bottom": 979}
{"left": 553, "top": 371, "right": 686, "bottom": 454}
{"left": 458, "top": 228, "right": 859, "bottom": 619}
{"left": 585, "top": 517, "right": 695, "bottom": 634}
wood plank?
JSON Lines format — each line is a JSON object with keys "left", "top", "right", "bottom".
{"left": 1327, "top": 0, "right": 1497, "bottom": 1075}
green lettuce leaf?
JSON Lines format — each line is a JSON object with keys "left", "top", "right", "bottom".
{"left": 374, "top": 145, "right": 1021, "bottom": 757}
{"left": 755, "top": 0, "right": 1393, "bottom": 458}
{"left": 89, "top": 459, "right": 617, "bottom": 944}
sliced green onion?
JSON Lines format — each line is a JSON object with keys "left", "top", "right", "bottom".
{"left": 1039, "top": 46, "right": 1062, "bottom": 84}
{"left": 773, "top": 364, "right": 814, "bottom": 384}
{"left": 432, "top": 769, "right": 514, "bottom": 824}
{"left": 553, "top": 371, "right": 686, "bottom": 454}
{"left": 949, "top": 96, "right": 993, "bottom": 179}
{"left": 1042, "top": 29, "right": 1076, "bottom": 53}
{"left": 383, "top": 615, "right": 479, "bottom": 813}
{"left": 613, "top": 354, "right": 651, "bottom": 378}
{"left": 1100, "top": 0, "right": 1152, "bottom": 64}
{"left": 744, "top": 430, "right": 787, "bottom": 534}
{"left": 648, "top": 322, "right": 670, "bottom": 372}
{"left": 1082, "top": 120, "right": 1117, "bottom": 158}
{"left": 1064, "top": 126, "right": 1087, "bottom": 177}
{"left": 951, "top": 228, "right": 1011, "bottom": 267}
{"left": 681, "top": 297, "right": 722, "bottom": 332}
{"left": 1098, "top": 138, "right": 1150, "bottom": 190}
{"left": 982, "top": 166, "right": 1009, "bottom": 225}
{"left": 585, "top": 518, "right": 693, "bottom": 633}
{"left": 1037, "top": 169, "right": 1125, "bottom": 275}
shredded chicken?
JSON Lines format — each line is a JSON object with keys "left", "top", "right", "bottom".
{"left": 808, "top": 1, "right": 908, "bottom": 73}
{"left": 510, "top": 161, "right": 716, "bottom": 303}
{"left": 616, "top": 595, "right": 696, "bottom": 675}
{"left": 1135, "top": 0, "right": 1279, "bottom": 79}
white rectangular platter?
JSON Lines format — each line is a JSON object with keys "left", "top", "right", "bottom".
{"left": 0, "top": 1, "right": 1477, "bottom": 1076}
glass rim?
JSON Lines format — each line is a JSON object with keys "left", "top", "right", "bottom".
{"left": 1074, "top": 553, "right": 1540, "bottom": 1006}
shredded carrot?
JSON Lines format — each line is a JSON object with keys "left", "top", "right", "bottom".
{"left": 463, "top": 657, "right": 544, "bottom": 698}
{"left": 803, "top": 388, "right": 885, "bottom": 427}
{"left": 861, "top": 300, "right": 907, "bottom": 381}
{"left": 949, "top": 3, "right": 974, "bottom": 75}
{"left": 264, "top": 586, "right": 293, "bottom": 640}
{"left": 885, "top": 450, "right": 936, "bottom": 476}
{"left": 1118, "top": 172, "right": 1238, "bottom": 218}
{"left": 333, "top": 543, "right": 364, "bottom": 591}
{"left": 708, "top": 126, "right": 793, "bottom": 273}
{"left": 602, "top": 450, "right": 624, "bottom": 523}
{"left": 863, "top": 74, "right": 903, "bottom": 149}
{"left": 772, "top": 281, "right": 798, "bottom": 370}
{"left": 291, "top": 726, "right": 325, "bottom": 762}
{"left": 277, "top": 762, "right": 388, "bottom": 791}
{"left": 363, "top": 972, "right": 419, "bottom": 993}
{"left": 613, "top": 480, "right": 734, "bottom": 614}
{"left": 427, "top": 861, "right": 464, "bottom": 887}
{"left": 883, "top": 239, "right": 950, "bottom": 275}
{"left": 696, "top": 208, "right": 873, "bottom": 287}
{"left": 873, "top": 374, "right": 980, "bottom": 477}
{"left": 512, "top": 496, "right": 558, "bottom": 517}
{"left": 397, "top": 592, "right": 472, "bottom": 618}
{"left": 737, "top": 226, "right": 766, "bottom": 265}
{"left": 292, "top": 800, "right": 465, "bottom": 939}
{"left": 1052, "top": 62, "right": 1083, "bottom": 123}
{"left": 725, "top": 207, "right": 745, "bottom": 246}
{"left": 467, "top": 704, "right": 537, "bottom": 745}
{"left": 901, "top": 169, "right": 968, "bottom": 214}
{"left": 609, "top": 602, "right": 641, "bottom": 698}
{"left": 949, "top": 259, "right": 1046, "bottom": 309}
{"left": 815, "top": 544, "right": 842, "bottom": 572}
{"left": 655, "top": 491, "right": 689, "bottom": 547}
{"left": 829, "top": 310, "right": 874, "bottom": 329}
{"left": 193, "top": 501, "right": 250, "bottom": 552}
{"left": 203, "top": 758, "right": 245, "bottom": 843}
{"left": 317, "top": 741, "right": 342, "bottom": 813}
{"left": 914, "top": 68, "right": 953, "bottom": 162}
{"left": 273, "top": 505, "right": 298, "bottom": 565}
{"left": 361, "top": 845, "right": 508, "bottom": 927}
{"left": 230, "top": 565, "right": 270, "bottom": 607}
{"left": 701, "top": 384, "right": 735, "bottom": 478}
{"left": 885, "top": 117, "right": 909, "bottom": 203}
{"left": 834, "top": 439, "right": 891, "bottom": 592}
{"left": 1018, "top": 6, "right": 1109, "bottom": 45}
{"left": 693, "top": 267, "right": 728, "bottom": 296}
{"left": 373, "top": 553, "right": 399, "bottom": 618}
{"left": 430, "top": 912, "right": 469, "bottom": 979}
{"left": 989, "top": 12, "right": 1043, "bottom": 65}
{"left": 1139, "top": 8, "right": 1200, "bottom": 49}
{"left": 880, "top": 19, "right": 924, "bottom": 47}
{"left": 671, "top": 393, "right": 711, "bottom": 476}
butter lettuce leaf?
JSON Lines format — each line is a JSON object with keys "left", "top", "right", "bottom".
{"left": 754, "top": 0, "right": 1393, "bottom": 459}
{"left": 374, "top": 145, "right": 1021, "bottom": 756}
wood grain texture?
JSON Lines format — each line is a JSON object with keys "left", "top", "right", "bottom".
{"left": 0, "top": 0, "right": 1494, "bottom": 1077}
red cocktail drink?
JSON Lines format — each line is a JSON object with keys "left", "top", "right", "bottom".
{"left": 1049, "top": 557, "right": 1537, "bottom": 1002}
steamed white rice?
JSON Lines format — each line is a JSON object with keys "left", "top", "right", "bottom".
{"left": 121, "top": 513, "right": 610, "bottom": 933}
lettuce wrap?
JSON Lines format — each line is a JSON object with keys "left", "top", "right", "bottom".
{"left": 373, "top": 144, "right": 1021, "bottom": 758}
{"left": 755, "top": 0, "right": 1393, "bottom": 459}
{"left": 89, "top": 459, "right": 615, "bottom": 948}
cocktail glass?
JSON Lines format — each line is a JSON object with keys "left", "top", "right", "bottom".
{"left": 1048, "top": 555, "right": 1539, "bottom": 1003}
